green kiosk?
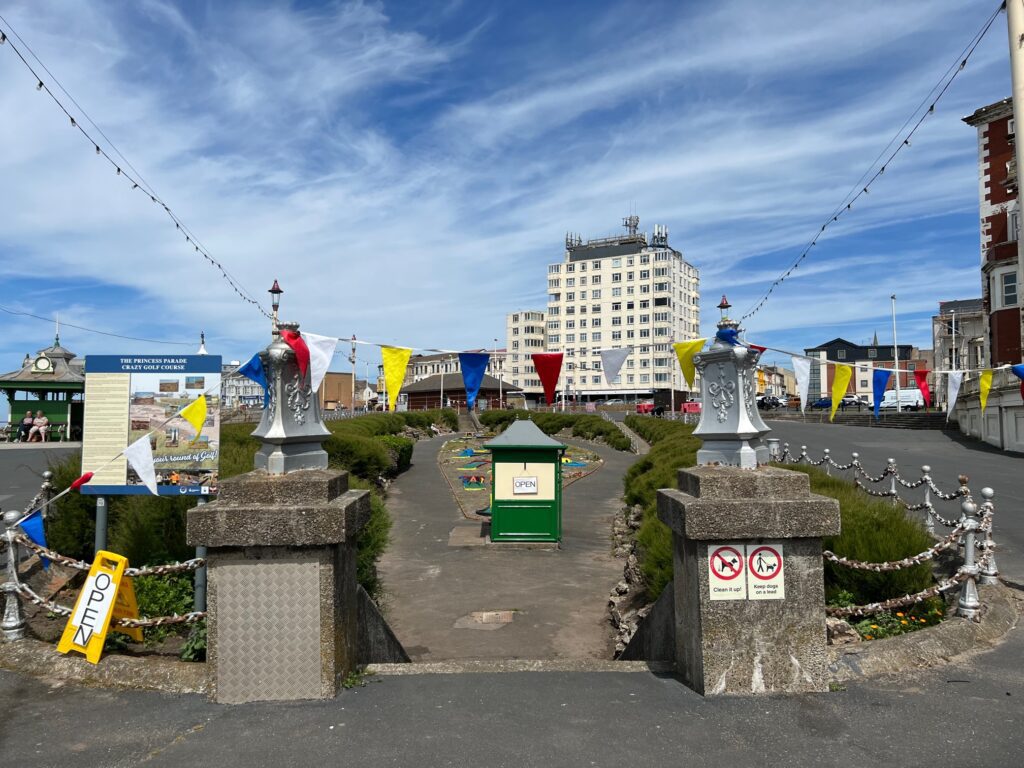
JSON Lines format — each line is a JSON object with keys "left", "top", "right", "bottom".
{"left": 485, "top": 419, "right": 566, "bottom": 543}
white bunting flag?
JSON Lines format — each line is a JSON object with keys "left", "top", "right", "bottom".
{"left": 598, "top": 347, "right": 631, "bottom": 386}
{"left": 946, "top": 371, "right": 964, "bottom": 421}
{"left": 124, "top": 435, "right": 158, "bottom": 495}
{"left": 304, "top": 332, "right": 340, "bottom": 392}
{"left": 792, "top": 356, "right": 811, "bottom": 412}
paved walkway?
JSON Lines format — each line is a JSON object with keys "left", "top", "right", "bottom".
{"left": 377, "top": 435, "right": 633, "bottom": 661}
{"left": 0, "top": 444, "right": 79, "bottom": 514}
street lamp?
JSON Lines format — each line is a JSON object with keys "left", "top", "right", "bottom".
{"left": 268, "top": 280, "right": 283, "bottom": 332}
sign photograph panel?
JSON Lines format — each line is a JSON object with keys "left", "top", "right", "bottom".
{"left": 81, "top": 355, "right": 221, "bottom": 496}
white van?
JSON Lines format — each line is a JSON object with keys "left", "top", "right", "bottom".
{"left": 879, "top": 389, "right": 925, "bottom": 411}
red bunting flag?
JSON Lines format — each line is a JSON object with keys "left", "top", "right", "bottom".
{"left": 748, "top": 344, "right": 767, "bottom": 354}
{"left": 70, "top": 471, "right": 94, "bottom": 491}
{"left": 913, "top": 370, "right": 931, "bottom": 409}
{"left": 280, "top": 329, "right": 310, "bottom": 378}
{"left": 531, "top": 352, "right": 564, "bottom": 406}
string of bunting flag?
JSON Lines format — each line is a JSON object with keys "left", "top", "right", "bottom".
{"left": 0, "top": 16, "right": 271, "bottom": 320}
{"left": 750, "top": 341, "right": 1024, "bottom": 422}
{"left": 14, "top": 324, "right": 1022, "bottom": 556}
{"left": 739, "top": 1, "right": 1005, "bottom": 322}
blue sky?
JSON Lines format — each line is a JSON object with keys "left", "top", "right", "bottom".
{"left": 0, "top": 0, "right": 1013, "bottom": 418}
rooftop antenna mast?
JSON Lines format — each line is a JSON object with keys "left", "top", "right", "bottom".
{"left": 623, "top": 214, "right": 640, "bottom": 236}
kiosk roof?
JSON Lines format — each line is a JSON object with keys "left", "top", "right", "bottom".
{"left": 484, "top": 419, "right": 567, "bottom": 450}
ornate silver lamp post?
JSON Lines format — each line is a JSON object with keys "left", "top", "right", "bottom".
{"left": 692, "top": 296, "right": 770, "bottom": 468}
{"left": 252, "top": 281, "right": 329, "bottom": 474}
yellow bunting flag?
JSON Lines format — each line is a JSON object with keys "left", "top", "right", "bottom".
{"left": 829, "top": 364, "right": 852, "bottom": 422}
{"left": 179, "top": 394, "right": 207, "bottom": 444}
{"left": 673, "top": 339, "right": 707, "bottom": 388}
{"left": 979, "top": 369, "right": 993, "bottom": 414}
{"left": 381, "top": 346, "right": 413, "bottom": 412}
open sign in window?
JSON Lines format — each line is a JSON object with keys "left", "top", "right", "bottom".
{"left": 513, "top": 476, "right": 538, "bottom": 494}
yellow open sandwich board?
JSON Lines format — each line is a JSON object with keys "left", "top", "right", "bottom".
{"left": 57, "top": 550, "right": 142, "bottom": 663}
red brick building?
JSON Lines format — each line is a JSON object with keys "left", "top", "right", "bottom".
{"left": 963, "top": 98, "right": 1022, "bottom": 366}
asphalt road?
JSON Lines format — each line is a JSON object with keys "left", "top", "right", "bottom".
{"left": 0, "top": 444, "right": 79, "bottom": 516}
{"left": 2, "top": 633, "right": 1021, "bottom": 767}
{"left": 0, "top": 422, "right": 1021, "bottom": 766}
{"left": 765, "top": 420, "right": 1024, "bottom": 584}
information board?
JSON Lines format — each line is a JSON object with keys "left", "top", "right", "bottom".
{"left": 81, "top": 355, "right": 221, "bottom": 495}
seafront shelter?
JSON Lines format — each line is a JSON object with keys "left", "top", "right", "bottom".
{"left": 0, "top": 334, "right": 85, "bottom": 440}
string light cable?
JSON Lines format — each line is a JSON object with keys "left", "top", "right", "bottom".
{"left": 0, "top": 15, "right": 271, "bottom": 320}
{"left": 740, "top": 1, "right": 1006, "bottom": 322}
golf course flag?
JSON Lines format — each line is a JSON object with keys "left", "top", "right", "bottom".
{"left": 459, "top": 352, "right": 490, "bottom": 410}
{"left": 179, "top": 394, "right": 207, "bottom": 444}
{"left": 673, "top": 339, "right": 706, "bottom": 388}
{"left": 381, "top": 346, "right": 413, "bottom": 412}
{"left": 979, "top": 369, "right": 994, "bottom": 414}
{"left": 531, "top": 352, "right": 563, "bottom": 406}
{"left": 829, "top": 364, "right": 852, "bottom": 422}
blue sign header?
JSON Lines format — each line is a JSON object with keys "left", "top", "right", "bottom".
{"left": 85, "top": 355, "right": 222, "bottom": 374}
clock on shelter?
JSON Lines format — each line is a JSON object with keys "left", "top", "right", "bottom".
{"left": 485, "top": 418, "right": 566, "bottom": 543}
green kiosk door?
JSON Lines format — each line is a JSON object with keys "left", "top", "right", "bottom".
{"left": 485, "top": 419, "right": 565, "bottom": 542}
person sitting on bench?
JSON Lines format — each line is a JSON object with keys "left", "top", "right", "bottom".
{"left": 17, "top": 411, "right": 33, "bottom": 442}
{"left": 27, "top": 411, "right": 49, "bottom": 442}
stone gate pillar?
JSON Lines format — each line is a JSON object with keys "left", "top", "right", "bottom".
{"left": 188, "top": 308, "right": 369, "bottom": 704}
{"left": 657, "top": 301, "right": 840, "bottom": 694}
{"left": 658, "top": 466, "right": 839, "bottom": 694}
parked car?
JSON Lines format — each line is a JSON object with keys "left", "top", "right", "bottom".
{"left": 839, "top": 395, "right": 869, "bottom": 410}
{"left": 604, "top": 398, "right": 625, "bottom": 405}
{"left": 756, "top": 395, "right": 782, "bottom": 410}
{"left": 879, "top": 389, "right": 925, "bottom": 411}
{"left": 786, "top": 395, "right": 802, "bottom": 409}
{"left": 810, "top": 397, "right": 832, "bottom": 410}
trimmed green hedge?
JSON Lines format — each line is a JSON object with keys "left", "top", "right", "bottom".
{"left": 623, "top": 416, "right": 936, "bottom": 606}
{"left": 47, "top": 410, "right": 454, "bottom": 587}
{"left": 478, "top": 410, "right": 631, "bottom": 451}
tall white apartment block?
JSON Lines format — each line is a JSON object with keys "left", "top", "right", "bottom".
{"left": 505, "top": 310, "right": 547, "bottom": 395}
{"left": 543, "top": 216, "right": 700, "bottom": 399}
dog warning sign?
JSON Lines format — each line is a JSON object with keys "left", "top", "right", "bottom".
{"left": 746, "top": 543, "right": 785, "bottom": 600}
{"left": 707, "top": 543, "right": 747, "bottom": 600}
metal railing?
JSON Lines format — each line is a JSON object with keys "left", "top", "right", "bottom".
{"left": 2, "top": 473, "right": 206, "bottom": 642}
{"left": 772, "top": 443, "right": 997, "bottom": 619}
